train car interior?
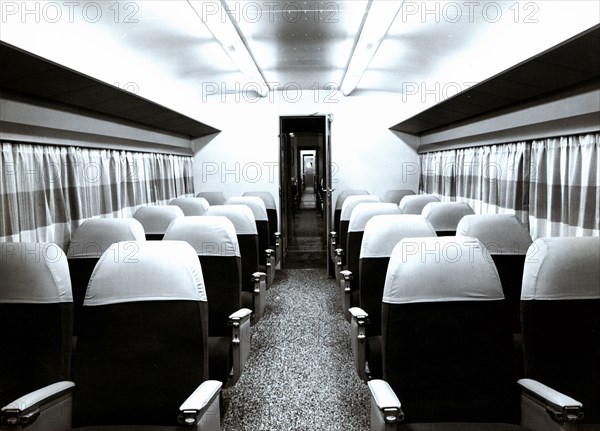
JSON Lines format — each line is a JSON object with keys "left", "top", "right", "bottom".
{"left": 1, "top": 1, "right": 598, "bottom": 430}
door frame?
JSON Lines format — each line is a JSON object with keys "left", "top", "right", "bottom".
{"left": 279, "top": 115, "right": 333, "bottom": 270}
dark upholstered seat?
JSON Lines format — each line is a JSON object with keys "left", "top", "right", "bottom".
{"left": 164, "top": 216, "right": 252, "bottom": 387}
{"left": 382, "top": 189, "right": 415, "bottom": 204}
{"left": 67, "top": 218, "right": 146, "bottom": 335}
{"left": 207, "top": 205, "right": 267, "bottom": 325}
{"left": 169, "top": 197, "right": 210, "bottom": 216}
{"left": 196, "top": 191, "right": 226, "bottom": 205}
{"left": 421, "top": 201, "right": 475, "bottom": 236}
{"left": 521, "top": 237, "right": 599, "bottom": 426}
{"left": 227, "top": 196, "right": 275, "bottom": 285}
{"left": 398, "top": 194, "right": 440, "bottom": 215}
{"left": 133, "top": 205, "right": 184, "bottom": 240}
{"left": 349, "top": 214, "right": 436, "bottom": 382}
{"left": 0, "top": 242, "right": 74, "bottom": 409}
{"left": 457, "top": 214, "right": 532, "bottom": 334}
{"left": 2, "top": 241, "right": 223, "bottom": 430}
{"left": 367, "top": 236, "right": 583, "bottom": 431}
{"left": 340, "top": 202, "right": 401, "bottom": 320}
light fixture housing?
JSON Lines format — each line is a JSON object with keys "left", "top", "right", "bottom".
{"left": 340, "top": 0, "right": 404, "bottom": 96}
{"left": 188, "top": 0, "right": 268, "bottom": 97}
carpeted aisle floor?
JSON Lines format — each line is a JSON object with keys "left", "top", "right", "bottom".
{"left": 221, "top": 269, "right": 370, "bottom": 431}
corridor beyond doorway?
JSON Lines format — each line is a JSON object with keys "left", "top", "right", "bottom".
{"left": 285, "top": 187, "right": 326, "bottom": 269}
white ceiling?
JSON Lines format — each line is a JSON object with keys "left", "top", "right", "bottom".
{"left": 1, "top": 0, "right": 598, "bottom": 106}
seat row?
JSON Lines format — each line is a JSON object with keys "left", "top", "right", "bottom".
{"left": 1, "top": 241, "right": 223, "bottom": 429}
{"left": 332, "top": 189, "right": 599, "bottom": 430}
{"left": 0, "top": 191, "right": 281, "bottom": 429}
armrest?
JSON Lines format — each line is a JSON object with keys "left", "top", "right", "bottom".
{"left": 367, "top": 380, "right": 403, "bottom": 431}
{"left": 273, "top": 232, "right": 281, "bottom": 265}
{"left": 518, "top": 378, "right": 583, "bottom": 431}
{"left": 264, "top": 248, "right": 276, "bottom": 288}
{"left": 349, "top": 307, "right": 369, "bottom": 383}
{"left": 178, "top": 380, "right": 223, "bottom": 430}
{"left": 225, "top": 308, "right": 253, "bottom": 388}
{"left": 1, "top": 381, "right": 74, "bottom": 429}
{"left": 339, "top": 270, "right": 353, "bottom": 321}
{"left": 251, "top": 272, "right": 267, "bottom": 325}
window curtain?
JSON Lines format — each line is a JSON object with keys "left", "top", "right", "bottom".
{"left": 419, "top": 133, "right": 599, "bottom": 239}
{"left": 419, "top": 142, "right": 529, "bottom": 225}
{"left": 529, "top": 133, "right": 599, "bottom": 238}
{"left": 1, "top": 142, "right": 194, "bottom": 249}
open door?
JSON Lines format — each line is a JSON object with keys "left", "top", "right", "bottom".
{"left": 279, "top": 115, "right": 332, "bottom": 270}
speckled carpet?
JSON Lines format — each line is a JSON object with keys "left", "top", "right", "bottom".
{"left": 221, "top": 269, "right": 370, "bottom": 431}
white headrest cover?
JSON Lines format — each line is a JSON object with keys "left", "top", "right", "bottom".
{"left": 456, "top": 214, "right": 532, "bottom": 255}
{"left": 521, "top": 237, "right": 600, "bottom": 301}
{"left": 348, "top": 203, "right": 401, "bottom": 232}
{"left": 170, "top": 197, "right": 210, "bottom": 216}
{"left": 227, "top": 196, "right": 268, "bottom": 221}
{"left": 85, "top": 241, "right": 206, "bottom": 305}
{"left": 383, "top": 236, "right": 503, "bottom": 304}
{"left": 399, "top": 194, "right": 440, "bottom": 214}
{"left": 335, "top": 190, "right": 370, "bottom": 210}
{"left": 383, "top": 189, "right": 415, "bottom": 203}
{"left": 206, "top": 205, "right": 257, "bottom": 235}
{"left": 243, "top": 191, "right": 276, "bottom": 210}
{"left": 0, "top": 242, "right": 72, "bottom": 303}
{"left": 133, "top": 205, "right": 184, "bottom": 234}
{"left": 422, "top": 202, "right": 475, "bottom": 231}
{"left": 361, "top": 215, "right": 437, "bottom": 258}
{"left": 164, "top": 216, "right": 240, "bottom": 257}
{"left": 197, "top": 191, "right": 226, "bottom": 205}
{"left": 341, "top": 195, "right": 381, "bottom": 221}
{"left": 67, "top": 218, "right": 146, "bottom": 258}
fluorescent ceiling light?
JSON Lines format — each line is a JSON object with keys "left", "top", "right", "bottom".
{"left": 340, "top": 0, "right": 404, "bottom": 96}
{"left": 187, "top": 0, "right": 268, "bottom": 97}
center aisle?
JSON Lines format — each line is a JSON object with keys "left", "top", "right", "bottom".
{"left": 221, "top": 269, "right": 370, "bottom": 430}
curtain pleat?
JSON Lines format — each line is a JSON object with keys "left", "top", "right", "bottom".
{"left": 0, "top": 142, "right": 194, "bottom": 249}
{"left": 419, "top": 134, "right": 598, "bottom": 239}
{"left": 529, "top": 134, "right": 599, "bottom": 238}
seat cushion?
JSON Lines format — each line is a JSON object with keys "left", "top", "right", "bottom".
{"left": 209, "top": 336, "right": 232, "bottom": 383}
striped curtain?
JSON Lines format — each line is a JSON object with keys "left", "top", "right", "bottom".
{"left": 419, "top": 133, "right": 598, "bottom": 239}
{"left": 1, "top": 142, "right": 194, "bottom": 249}
{"left": 420, "top": 142, "right": 529, "bottom": 225}
{"left": 529, "top": 133, "right": 599, "bottom": 238}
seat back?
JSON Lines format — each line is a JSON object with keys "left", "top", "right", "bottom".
{"left": 521, "top": 237, "right": 600, "bottom": 424}
{"left": 244, "top": 191, "right": 278, "bottom": 246}
{"left": 170, "top": 197, "right": 210, "bottom": 216}
{"left": 382, "top": 189, "right": 415, "bottom": 204}
{"left": 422, "top": 201, "right": 475, "bottom": 235}
{"left": 457, "top": 214, "right": 532, "bottom": 332}
{"left": 197, "top": 191, "right": 227, "bottom": 205}
{"left": 333, "top": 190, "right": 369, "bottom": 235}
{"left": 359, "top": 215, "right": 436, "bottom": 335}
{"left": 339, "top": 195, "right": 380, "bottom": 262}
{"left": 67, "top": 218, "right": 146, "bottom": 334}
{"left": 382, "top": 237, "right": 518, "bottom": 424}
{"left": 207, "top": 205, "right": 259, "bottom": 293}
{"left": 398, "top": 193, "right": 440, "bottom": 214}
{"left": 0, "top": 242, "right": 73, "bottom": 406}
{"left": 164, "top": 216, "right": 242, "bottom": 338}
{"left": 346, "top": 203, "right": 401, "bottom": 280}
{"left": 133, "top": 205, "right": 184, "bottom": 240}
{"left": 227, "top": 196, "right": 270, "bottom": 266}
{"left": 73, "top": 241, "right": 208, "bottom": 427}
